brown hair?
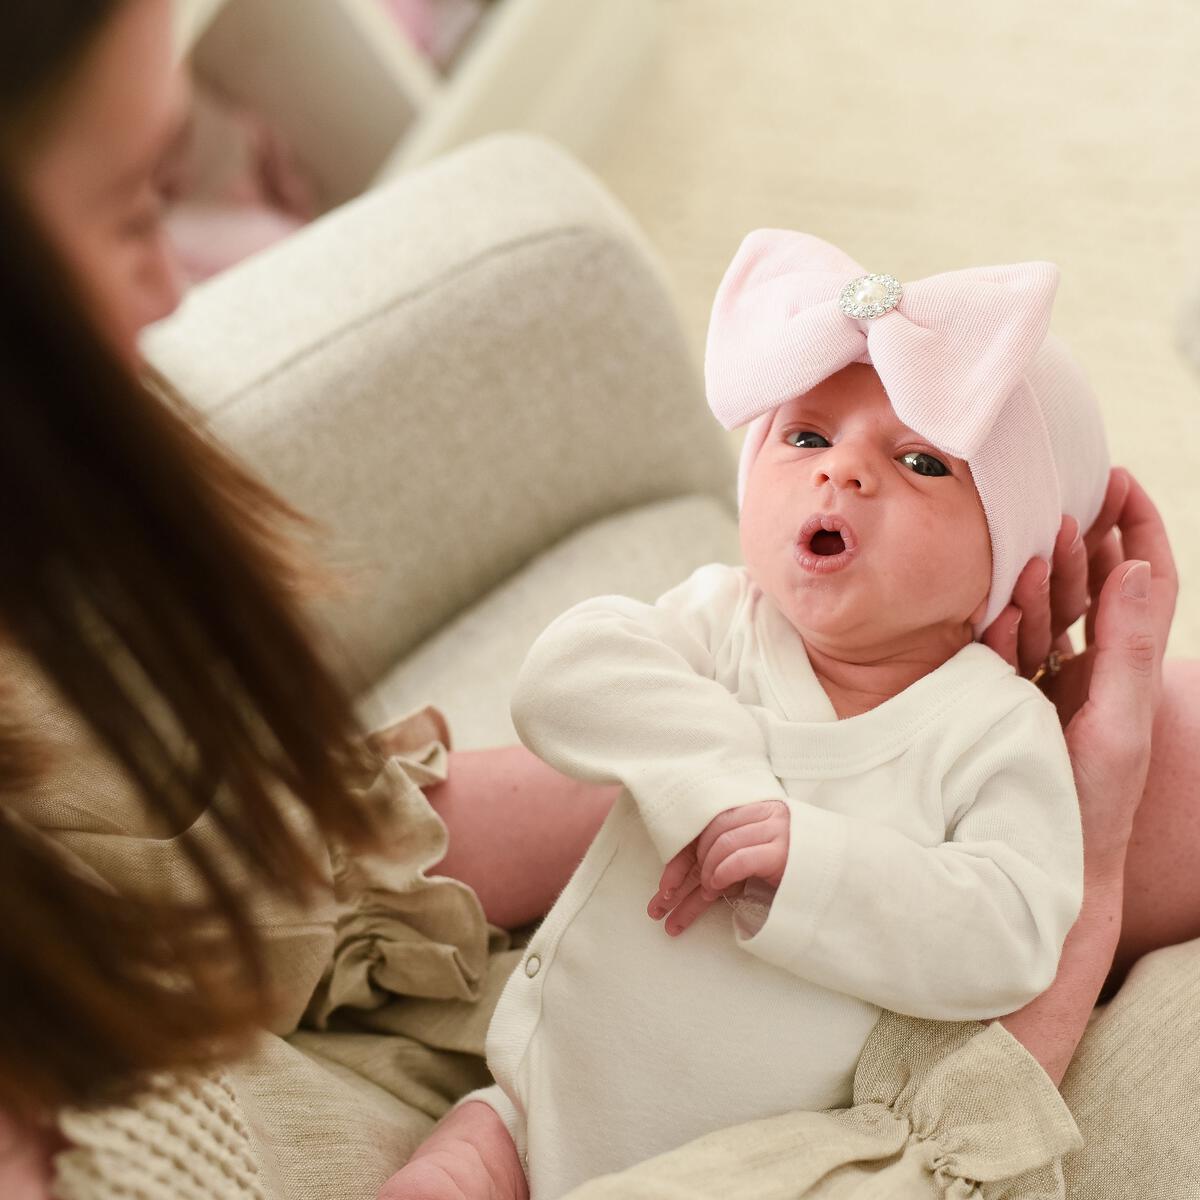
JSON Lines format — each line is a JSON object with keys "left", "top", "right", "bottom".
{"left": 0, "top": 0, "right": 381, "bottom": 1121}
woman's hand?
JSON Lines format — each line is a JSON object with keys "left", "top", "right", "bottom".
{"left": 981, "top": 468, "right": 1176, "bottom": 726}
{"left": 992, "top": 469, "right": 1175, "bottom": 1083}
{"left": 985, "top": 468, "right": 1176, "bottom": 869}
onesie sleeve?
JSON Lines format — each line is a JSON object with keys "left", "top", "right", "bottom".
{"left": 511, "top": 564, "right": 787, "bottom": 861}
{"left": 737, "top": 696, "right": 1084, "bottom": 1020}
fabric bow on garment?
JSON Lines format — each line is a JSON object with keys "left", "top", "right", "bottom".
{"left": 704, "top": 229, "right": 1109, "bottom": 633}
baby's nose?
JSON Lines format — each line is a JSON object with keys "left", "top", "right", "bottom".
{"left": 813, "top": 444, "right": 877, "bottom": 492}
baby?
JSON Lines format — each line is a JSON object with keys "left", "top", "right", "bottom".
{"left": 407, "top": 232, "right": 1110, "bottom": 1200}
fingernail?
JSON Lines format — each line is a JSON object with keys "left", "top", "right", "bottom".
{"left": 1121, "top": 561, "right": 1150, "bottom": 599}
{"left": 661, "top": 889, "right": 673, "bottom": 902}
{"left": 649, "top": 905, "right": 665, "bottom": 920}
{"left": 1069, "top": 522, "right": 1083, "bottom": 554}
{"left": 1010, "top": 611, "right": 1022, "bottom": 638}
{"left": 1036, "top": 560, "right": 1051, "bottom": 591}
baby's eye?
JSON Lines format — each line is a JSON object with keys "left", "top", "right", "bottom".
{"left": 899, "top": 451, "right": 949, "bottom": 477}
{"left": 784, "top": 430, "right": 830, "bottom": 449}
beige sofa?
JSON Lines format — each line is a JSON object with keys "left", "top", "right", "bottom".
{"left": 139, "top": 134, "right": 1195, "bottom": 1200}
{"left": 144, "top": 132, "right": 741, "bottom": 748}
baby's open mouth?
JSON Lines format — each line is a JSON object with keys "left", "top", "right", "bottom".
{"left": 810, "top": 529, "right": 846, "bottom": 556}
{"left": 796, "top": 514, "right": 858, "bottom": 567}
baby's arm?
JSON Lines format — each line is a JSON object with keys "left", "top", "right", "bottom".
{"left": 377, "top": 1102, "right": 526, "bottom": 1200}
{"left": 512, "top": 565, "right": 787, "bottom": 862}
{"left": 729, "top": 697, "right": 1084, "bottom": 1020}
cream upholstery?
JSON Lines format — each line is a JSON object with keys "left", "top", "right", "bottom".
{"left": 142, "top": 134, "right": 740, "bottom": 740}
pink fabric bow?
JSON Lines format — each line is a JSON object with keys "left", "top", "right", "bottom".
{"left": 705, "top": 230, "right": 1060, "bottom": 459}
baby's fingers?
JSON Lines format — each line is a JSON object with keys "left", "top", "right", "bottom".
{"left": 709, "top": 842, "right": 788, "bottom": 893}
{"left": 698, "top": 822, "right": 774, "bottom": 895}
{"left": 657, "top": 844, "right": 697, "bottom": 897}
{"left": 648, "top": 844, "right": 700, "bottom": 919}
{"left": 663, "top": 886, "right": 716, "bottom": 937}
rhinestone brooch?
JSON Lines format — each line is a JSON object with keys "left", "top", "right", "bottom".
{"left": 838, "top": 273, "right": 903, "bottom": 320}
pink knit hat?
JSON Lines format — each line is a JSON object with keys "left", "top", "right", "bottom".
{"left": 706, "top": 230, "right": 1110, "bottom": 635}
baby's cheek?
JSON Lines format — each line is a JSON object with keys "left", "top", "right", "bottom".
{"left": 946, "top": 501, "right": 993, "bottom": 618}
{"left": 737, "top": 489, "right": 776, "bottom": 579}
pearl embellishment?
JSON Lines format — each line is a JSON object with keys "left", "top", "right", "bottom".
{"left": 838, "top": 273, "right": 903, "bottom": 320}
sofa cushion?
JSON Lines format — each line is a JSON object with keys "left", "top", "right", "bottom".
{"left": 145, "top": 136, "right": 734, "bottom": 686}
{"left": 363, "top": 495, "right": 740, "bottom": 748}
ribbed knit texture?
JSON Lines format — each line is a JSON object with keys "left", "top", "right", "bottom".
{"left": 53, "top": 1073, "right": 266, "bottom": 1200}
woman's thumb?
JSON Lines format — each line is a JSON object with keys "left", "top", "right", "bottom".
{"left": 1085, "top": 559, "right": 1158, "bottom": 728}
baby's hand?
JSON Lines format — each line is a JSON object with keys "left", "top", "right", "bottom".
{"left": 696, "top": 800, "right": 790, "bottom": 895}
{"left": 647, "top": 840, "right": 716, "bottom": 936}
{"left": 647, "top": 801, "right": 790, "bottom": 936}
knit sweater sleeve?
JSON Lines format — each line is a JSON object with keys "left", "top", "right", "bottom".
{"left": 511, "top": 564, "right": 787, "bottom": 862}
{"left": 737, "top": 696, "right": 1084, "bottom": 1020}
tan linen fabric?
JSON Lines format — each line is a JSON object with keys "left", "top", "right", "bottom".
{"left": 1060, "top": 936, "right": 1200, "bottom": 1199}
{"left": 0, "top": 644, "right": 516, "bottom": 1198}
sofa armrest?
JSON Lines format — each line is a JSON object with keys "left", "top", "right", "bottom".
{"left": 142, "top": 133, "right": 735, "bottom": 690}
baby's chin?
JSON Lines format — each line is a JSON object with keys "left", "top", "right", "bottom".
{"left": 770, "top": 590, "right": 977, "bottom": 662}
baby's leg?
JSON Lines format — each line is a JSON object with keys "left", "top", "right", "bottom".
{"left": 427, "top": 744, "right": 617, "bottom": 929}
{"left": 377, "top": 1102, "right": 527, "bottom": 1200}
{"left": 1107, "top": 659, "right": 1200, "bottom": 991}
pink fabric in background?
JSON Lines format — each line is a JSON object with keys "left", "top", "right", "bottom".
{"left": 380, "top": 0, "right": 488, "bottom": 70}
{"left": 705, "top": 230, "right": 1110, "bottom": 633}
{"left": 162, "top": 81, "right": 318, "bottom": 284}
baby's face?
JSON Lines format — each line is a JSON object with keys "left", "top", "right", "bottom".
{"left": 740, "top": 363, "right": 992, "bottom": 657}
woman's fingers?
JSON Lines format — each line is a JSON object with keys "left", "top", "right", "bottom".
{"left": 1081, "top": 470, "right": 1176, "bottom": 661}
{"left": 1084, "top": 560, "right": 1158, "bottom": 719}
{"left": 1008, "top": 557, "right": 1053, "bottom": 678}
{"left": 1084, "top": 529, "right": 1123, "bottom": 646}
{"left": 980, "top": 604, "right": 1022, "bottom": 669}
{"left": 1048, "top": 516, "right": 1090, "bottom": 640}
{"left": 1082, "top": 468, "right": 1130, "bottom": 558}
{"left": 1064, "top": 558, "right": 1158, "bottom": 868}
{"left": 1110, "top": 470, "right": 1178, "bottom": 657}
{"left": 981, "top": 517, "right": 1089, "bottom": 676}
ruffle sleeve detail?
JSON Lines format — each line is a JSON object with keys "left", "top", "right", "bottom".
{"left": 844, "top": 1010, "right": 1082, "bottom": 1198}
{"left": 304, "top": 705, "right": 509, "bottom": 1028}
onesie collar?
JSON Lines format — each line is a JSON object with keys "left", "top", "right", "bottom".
{"left": 752, "top": 586, "right": 1017, "bottom": 775}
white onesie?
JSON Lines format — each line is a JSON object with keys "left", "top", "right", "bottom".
{"left": 467, "top": 563, "right": 1083, "bottom": 1200}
